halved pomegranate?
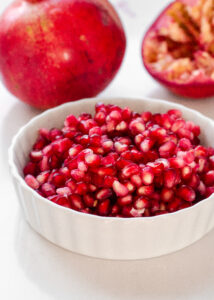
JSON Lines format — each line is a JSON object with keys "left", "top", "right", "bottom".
{"left": 142, "top": 0, "right": 214, "bottom": 98}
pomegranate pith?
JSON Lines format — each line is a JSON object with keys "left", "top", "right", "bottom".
{"left": 24, "top": 103, "right": 214, "bottom": 217}
{"left": 142, "top": 0, "right": 214, "bottom": 98}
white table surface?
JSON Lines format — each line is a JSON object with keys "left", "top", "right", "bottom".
{"left": 1, "top": 0, "right": 214, "bottom": 299}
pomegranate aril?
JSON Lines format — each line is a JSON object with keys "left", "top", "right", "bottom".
{"left": 33, "top": 137, "right": 47, "bottom": 150}
{"left": 75, "top": 182, "right": 88, "bottom": 195}
{"left": 167, "top": 197, "right": 182, "bottom": 212}
{"left": 159, "top": 141, "right": 176, "bottom": 158}
{"left": 122, "top": 107, "right": 132, "bottom": 120}
{"left": 133, "top": 197, "right": 149, "bottom": 209}
{"left": 114, "top": 141, "right": 128, "bottom": 153}
{"left": 178, "top": 138, "right": 192, "bottom": 150}
{"left": 122, "top": 164, "right": 139, "bottom": 178}
{"left": 113, "top": 180, "right": 129, "bottom": 197}
{"left": 56, "top": 196, "right": 71, "bottom": 208}
{"left": 97, "top": 199, "right": 110, "bottom": 216}
{"left": 171, "top": 119, "right": 185, "bottom": 133}
{"left": 70, "top": 169, "right": 85, "bottom": 181}
{"left": 25, "top": 175, "right": 40, "bottom": 190}
{"left": 83, "top": 194, "right": 95, "bottom": 207}
{"left": 116, "top": 121, "right": 128, "bottom": 131}
{"left": 56, "top": 187, "right": 71, "bottom": 196}
{"left": 181, "top": 166, "right": 192, "bottom": 181}
{"left": 167, "top": 109, "right": 182, "bottom": 120}
{"left": 96, "top": 188, "right": 112, "bottom": 200}
{"left": 129, "top": 119, "right": 145, "bottom": 134}
{"left": 140, "top": 138, "right": 154, "bottom": 152}
{"left": 169, "top": 157, "right": 185, "bottom": 169}
{"left": 163, "top": 168, "right": 177, "bottom": 188}
{"left": 77, "top": 161, "right": 88, "bottom": 172}
{"left": 141, "top": 166, "right": 154, "bottom": 185}
{"left": 48, "top": 128, "right": 62, "bottom": 141}
{"left": 94, "top": 111, "right": 106, "bottom": 125}
{"left": 197, "top": 181, "right": 206, "bottom": 196}
{"left": 36, "top": 171, "right": 50, "bottom": 185}
{"left": 205, "top": 187, "right": 214, "bottom": 197}
{"left": 29, "top": 150, "right": 43, "bottom": 162}
{"left": 69, "top": 144, "right": 83, "bottom": 158}
{"left": 204, "top": 170, "right": 214, "bottom": 186}
{"left": 131, "top": 174, "right": 142, "bottom": 187}
{"left": 51, "top": 173, "right": 66, "bottom": 187}
{"left": 124, "top": 181, "right": 135, "bottom": 193}
{"left": 41, "top": 183, "right": 55, "bottom": 197}
{"left": 69, "top": 194, "right": 84, "bottom": 210}
{"left": 161, "top": 187, "right": 174, "bottom": 202}
{"left": 177, "top": 186, "right": 196, "bottom": 202}
{"left": 141, "top": 111, "right": 152, "bottom": 122}
{"left": 65, "top": 179, "right": 77, "bottom": 192}
{"left": 23, "top": 162, "right": 37, "bottom": 176}
{"left": 137, "top": 185, "right": 154, "bottom": 197}
{"left": 85, "top": 153, "right": 100, "bottom": 167}
{"left": 39, "top": 155, "right": 49, "bottom": 172}
{"left": 111, "top": 204, "right": 120, "bottom": 215}
{"left": 117, "top": 195, "right": 133, "bottom": 206}
{"left": 64, "top": 114, "right": 78, "bottom": 128}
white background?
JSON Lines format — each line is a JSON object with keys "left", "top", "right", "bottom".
{"left": 1, "top": 0, "right": 214, "bottom": 299}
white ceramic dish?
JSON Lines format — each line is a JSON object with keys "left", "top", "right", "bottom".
{"left": 8, "top": 97, "right": 214, "bottom": 260}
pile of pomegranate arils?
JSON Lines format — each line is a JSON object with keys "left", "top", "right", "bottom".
{"left": 24, "top": 103, "right": 214, "bottom": 217}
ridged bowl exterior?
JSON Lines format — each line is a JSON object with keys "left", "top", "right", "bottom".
{"left": 8, "top": 97, "right": 214, "bottom": 260}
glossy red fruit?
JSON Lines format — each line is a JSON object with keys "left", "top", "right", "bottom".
{"left": 142, "top": 0, "right": 214, "bottom": 98}
{"left": 0, "top": 0, "right": 126, "bottom": 109}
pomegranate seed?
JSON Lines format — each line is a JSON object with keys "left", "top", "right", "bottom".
{"left": 161, "top": 187, "right": 174, "bottom": 202}
{"left": 124, "top": 181, "right": 135, "bottom": 193}
{"left": 97, "top": 199, "right": 110, "bottom": 216}
{"left": 75, "top": 182, "right": 88, "bottom": 195}
{"left": 168, "top": 197, "right": 182, "bottom": 212}
{"left": 133, "top": 197, "right": 149, "bottom": 209}
{"left": 163, "top": 168, "right": 177, "bottom": 188}
{"left": 181, "top": 166, "right": 192, "bottom": 181}
{"left": 177, "top": 186, "right": 196, "bottom": 202}
{"left": 129, "top": 119, "right": 145, "bottom": 134}
{"left": 69, "top": 194, "right": 84, "bottom": 210}
{"left": 167, "top": 109, "right": 182, "bottom": 119}
{"left": 116, "top": 121, "right": 128, "bottom": 131}
{"left": 36, "top": 171, "right": 50, "bottom": 185}
{"left": 56, "top": 196, "right": 72, "bottom": 208}
{"left": 85, "top": 153, "right": 100, "bottom": 167}
{"left": 122, "top": 164, "right": 139, "bottom": 178}
{"left": 29, "top": 150, "right": 43, "bottom": 162}
{"left": 137, "top": 185, "right": 154, "bottom": 197}
{"left": 131, "top": 174, "right": 142, "bottom": 187}
{"left": 96, "top": 188, "right": 112, "bottom": 200}
{"left": 56, "top": 187, "right": 71, "bottom": 196}
{"left": 159, "top": 141, "right": 176, "bottom": 158}
{"left": 117, "top": 195, "right": 133, "bottom": 206}
{"left": 169, "top": 157, "right": 185, "bottom": 168}
{"left": 113, "top": 180, "right": 129, "bottom": 197}
{"left": 25, "top": 174, "right": 40, "bottom": 190}
{"left": 114, "top": 142, "right": 128, "bottom": 154}
{"left": 140, "top": 138, "right": 154, "bottom": 152}
{"left": 69, "top": 144, "right": 83, "bottom": 158}
{"left": 141, "top": 166, "right": 154, "bottom": 185}
{"left": 70, "top": 169, "right": 85, "bottom": 181}
{"left": 178, "top": 138, "right": 192, "bottom": 150}
{"left": 41, "top": 183, "right": 55, "bottom": 197}
{"left": 171, "top": 119, "right": 185, "bottom": 133}
{"left": 141, "top": 111, "right": 152, "bottom": 122}
{"left": 204, "top": 171, "right": 214, "bottom": 186}
{"left": 83, "top": 194, "right": 95, "bottom": 207}
{"left": 23, "top": 162, "right": 37, "bottom": 176}
{"left": 66, "top": 179, "right": 77, "bottom": 192}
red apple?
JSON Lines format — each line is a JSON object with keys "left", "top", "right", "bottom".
{"left": 0, "top": 0, "right": 126, "bottom": 109}
{"left": 142, "top": 0, "right": 214, "bottom": 98}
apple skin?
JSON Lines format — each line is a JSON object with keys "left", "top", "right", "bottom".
{"left": 0, "top": 0, "right": 126, "bottom": 109}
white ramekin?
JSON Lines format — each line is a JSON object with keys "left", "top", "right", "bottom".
{"left": 8, "top": 97, "right": 214, "bottom": 260}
